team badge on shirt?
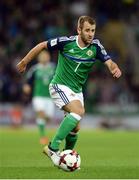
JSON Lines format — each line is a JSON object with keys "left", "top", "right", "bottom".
{"left": 86, "top": 50, "right": 93, "bottom": 56}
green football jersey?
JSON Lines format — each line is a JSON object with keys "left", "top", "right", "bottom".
{"left": 47, "top": 36, "right": 110, "bottom": 93}
{"left": 26, "top": 63, "right": 55, "bottom": 97}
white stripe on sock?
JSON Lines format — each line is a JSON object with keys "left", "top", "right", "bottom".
{"left": 70, "top": 112, "right": 81, "bottom": 121}
{"left": 69, "top": 131, "right": 78, "bottom": 135}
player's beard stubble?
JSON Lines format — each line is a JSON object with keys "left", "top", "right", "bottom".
{"left": 80, "top": 32, "right": 93, "bottom": 46}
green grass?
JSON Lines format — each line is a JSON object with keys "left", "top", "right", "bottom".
{"left": 0, "top": 127, "right": 139, "bottom": 179}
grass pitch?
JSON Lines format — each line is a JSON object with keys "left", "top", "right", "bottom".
{"left": 0, "top": 127, "right": 139, "bottom": 179}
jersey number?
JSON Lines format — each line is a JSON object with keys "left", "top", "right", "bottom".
{"left": 74, "top": 62, "right": 81, "bottom": 72}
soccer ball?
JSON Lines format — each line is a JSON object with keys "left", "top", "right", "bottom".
{"left": 59, "top": 149, "right": 81, "bottom": 172}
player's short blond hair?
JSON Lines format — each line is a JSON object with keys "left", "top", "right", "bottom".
{"left": 77, "top": 16, "right": 96, "bottom": 29}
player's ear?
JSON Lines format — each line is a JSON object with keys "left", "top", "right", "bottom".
{"left": 77, "top": 27, "right": 81, "bottom": 35}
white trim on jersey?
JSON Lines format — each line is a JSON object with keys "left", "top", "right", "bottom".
{"left": 59, "top": 36, "right": 76, "bottom": 42}
{"left": 93, "top": 39, "right": 108, "bottom": 55}
{"left": 93, "top": 39, "right": 104, "bottom": 49}
{"left": 59, "top": 36, "right": 70, "bottom": 42}
{"left": 76, "top": 36, "right": 89, "bottom": 50}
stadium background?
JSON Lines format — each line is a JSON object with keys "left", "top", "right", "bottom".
{"left": 0, "top": 0, "right": 139, "bottom": 129}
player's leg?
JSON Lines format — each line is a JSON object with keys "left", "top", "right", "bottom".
{"left": 36, "top": 110, "right": 48, "bottom": 145}
{"left": 65, "top": 123, "right": 80, "bottom": 150}
{"left": 43, "top": 84, "right": 84, "bottom": 166}
{"left": 45, "top": 100, "right": 84, "bottom": 166}
{"left": 49, "top": 100, "right": 84, "bottom": 150}
{"left": 62, "top": 112, "right": 80, "bottom": 150}
{"left": 64, "top": 92, "right": 83, "bottom": 150}
{"left": 33, "top": 97, "right": 48, "bottom": 145}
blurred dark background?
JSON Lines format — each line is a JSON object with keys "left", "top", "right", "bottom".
{"left": 0, "top": 0, "right": 139, "bottom": 127}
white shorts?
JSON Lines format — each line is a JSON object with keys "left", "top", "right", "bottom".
{"left": 49, "top": 84, "right": 84, "bottom": 109}
{"left": 32, "top": 97, "right": 55, "bottom": 118}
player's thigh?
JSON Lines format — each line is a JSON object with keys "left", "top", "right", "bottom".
{"left": 32, "top": 97, "right": 54, "bottom": 118}
{"left": 32, "top": 97, "right": 45, "bottom": 111}
{"left": 62, "top": 100, "right": 85, "bottom": 117}
{"left": 36, "top": 110, "right": 46, "bottom": 118}
{"left": 49, "top": 84, "right": 84, "bottom": 114}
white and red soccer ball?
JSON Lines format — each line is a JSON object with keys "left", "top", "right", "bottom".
{"left": 59, "top": 149, "right": 81, "bottom": 172}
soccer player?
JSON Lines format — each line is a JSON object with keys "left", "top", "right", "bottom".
{"left": 17, "top": 16, "right": 122, "bottom": 166}
{"left": 23, "top": 50, "right": 55, "bottom": 145}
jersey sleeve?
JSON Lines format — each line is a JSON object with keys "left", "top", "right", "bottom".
{"left": 47, "top": 36, "right": 70, "bottom": 51}
{"left": 93, "top": 39, "right": 111, "bottom": 62}
{"left": 26, "top": 66, "right": 36, "bottom": 85}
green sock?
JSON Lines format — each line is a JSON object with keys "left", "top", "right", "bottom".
{"left": 65, "top": 133, "right": 78, "bottom": 150}
{"left": 50, "top": 114, "right": 79, "bottom": 150}
{"left": 37, "top": 118, "right": 46, "bottom": 137}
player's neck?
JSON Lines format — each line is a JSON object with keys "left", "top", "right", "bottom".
{"left": 77, "top": 35, "right": 88, "bottom": 48}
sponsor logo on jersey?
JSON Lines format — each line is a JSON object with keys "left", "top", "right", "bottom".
{"left": 56, "top": 140, "right": 62, "bottom": 143}
{"left": 51, "top": 91, "right": 57, "bottom": 95}
{"left": 69, "top": 49, "right": 74, "bottom": 53}
{"left": 49, "top": 151, "right": 54, "bottom": 156}
{"left": 70, "top": 93, "right": 75, "bottom": 97}
{"left": 86, "top": 50, "right": 93, "bottom": 56}
{"left": 50, "top": 39, "right": 57, "bottom": 46}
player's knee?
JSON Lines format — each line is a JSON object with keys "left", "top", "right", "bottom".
{"left": 75, "top": 108, "right": 85, "bottom": 117}
{"left": 37, "top": 111, "right": 45, "bottom": 119}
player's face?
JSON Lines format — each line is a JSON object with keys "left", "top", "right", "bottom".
{"left": 38, "top": 51, "right": 50, "bottom": 65}
{"left": 78, "top": 21, "right": 96, "bottom": 45}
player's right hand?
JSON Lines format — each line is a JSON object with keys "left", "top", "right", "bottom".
{"left": 23, "top": 84, "right": 31, "bottom": 95}
{"left": 16, "top": 60, "right": 27, "bottom": 73}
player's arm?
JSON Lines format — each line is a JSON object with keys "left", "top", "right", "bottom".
{"left": 94, "top": 39, "right": 122, "bottom": 78}
{"left": 17, "top": 41, "right": 48, "bottom": 73}
{"left": 23, "top": 66, "right": 35, "bottom": 94}
{"left": 104, "top": 59, "right": 122, "bottom": 78}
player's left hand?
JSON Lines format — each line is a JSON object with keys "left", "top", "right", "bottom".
{"left": 111, "top": 68, "right": 122, "bottom": 78}
{"left": 16, "top": 60, "right": 27, "bottom": 73}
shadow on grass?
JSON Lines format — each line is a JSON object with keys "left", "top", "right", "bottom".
{"left": 0, "top": 166, "right": 88, "bottom": 179}
{"left": 1, "top": 165, "right": 139, "bottom": 179}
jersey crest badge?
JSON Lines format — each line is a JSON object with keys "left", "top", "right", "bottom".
{"left": 86, "top": 50, "right": 93, "bottom": 56}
